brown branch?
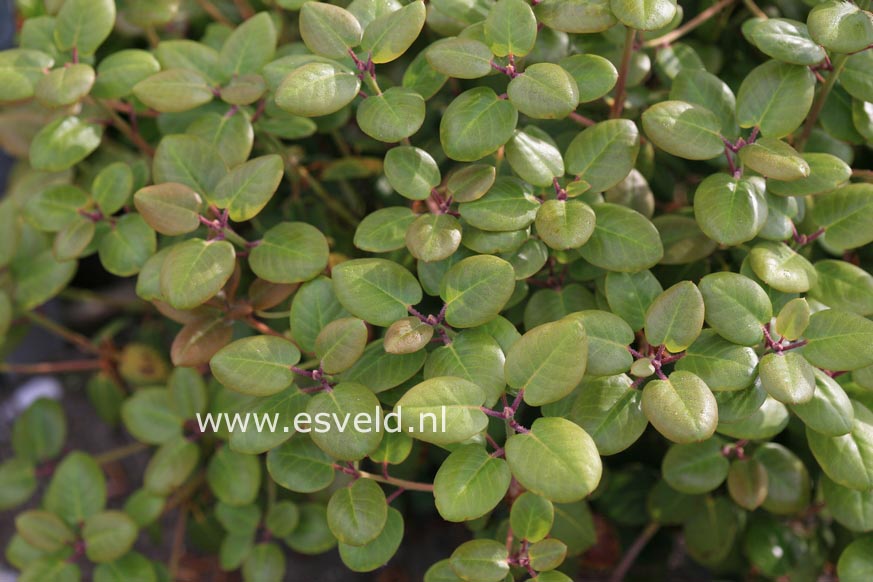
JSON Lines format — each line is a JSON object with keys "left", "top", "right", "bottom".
{"left": 609, "top": 522, "right": 661, "bottom": 582}
{"left": 25, "top": 311, "right": 102, "bottom": 355}
{"left": 797, "top": 55, "right": 847, "bottom": 151}
{"left": 0, "top": 360, "right": 105, "bottom": 374}
{"left": 168, "top": 505, "right": 189, "bottom": 580}
{"left": 644, "top": 0, "right": 736, "bottom": 47}
{"left": 610, "top": 27, "right": 637, "bottom": 119}
{"left": 569, "top": 111, "right": 596, "bottom": 127}
{"left": 94, "top": 441, "right": 150, "bottom": 465}
{"left": 244, "top": 316, "right": 286, "bottom": 338}
{"left": 195, "top": 0, "right": 234, "bottom": 26}
{"left": 355, "top": 469, "right": 435, "bottom": 492}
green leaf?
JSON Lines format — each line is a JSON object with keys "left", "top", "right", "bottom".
{"left": 484, "top": 0, "right": 537, "bottom": 57}
{"left": 447, "top": 165, "right": 497, "bottom": 203}
{"left": 220, "top": 12, "right": 276, "bottom": 77}
{"left": 642, "top": 371, "right": 718, "bottom": 443}
{"left": 642, "top": 100, "right": 724, "bottom": 160}
{"left": 809, "top": 259, "right": 873, "bottom": 316}
{"left": 132, "top": 68, "right": 214, "bottom": 113}
{"left": 838, "top": 536, "right": 873, "bottom": 582}
{"left": 766, "top": 153, "right": 851, "bottom": 196}
{"left": 727, "top": 458, "right": 768, "bottom": 510}
{"left": 426, "top": 37, "right": 493, "bottom": 79}
{"left": 360, "top": 0, "right": 426, "bottom": 63}
{"left": 0, "top": 49, "right": 54, "bottom": 103}
{"left": 842, "top": 50, "right": 873, "bottom": 102}
{"left": 738, "top": 137, "right": 810, "bottom": 181}
{"left": 211, "top": 336, "right": 300, "bottom": 396}
{"left": 440, "top": 87, "right": 518, "bottom": 162}
{"left": 229, "top": 388, "right": 309, "bottom": 454}
{"left": 275, "top": 62, "right": 360, "bottom": 117}
{"left": 565, "top": 120, "right": 640, "bottom": 193}
{"left": 506, "top": 315, "right": 588, "bottom": 406}
{"left": 154, "top": 39, "right": 222, "bottom": 84}
{"left": 243, "top": 543, "right": 285, "bottom": 582}
{"left": 307, "top": 382, "right": 383, "bottom": 460}
{"left": 267, "top": 434, "right": 335, "bottom": 493}
{"left": 357, "top": 87, "right": 425, "bottom": 143}
{"left": 300, "top": 2, "right": 363, "bottom": 59}
{"left": 611, "top": 0, "right": 677, "bottom": 30}
{"left": 528, "top": 538, "right": 567, "bottom": 572}
{"left": 187, "top": 111, "right": 254, "bottom": 167}
{"left": 16, "top": 510, "right": 74, "bottom": 552}
{"left": 160, "top": 239, "right": 235, "bottom": 309}
{"left": 424, "top": 330, "right": 505, "bottom": 407}
{"left": 669, "top": 69, "right": 738, "bottom": 136}
{"left": 675, "top": 331, "right": 758, "bottom": 392}
{"left": 759, "top": 351, "right": 815, "bottom": 405}
{"left": 441, "top": 255, "right": 515, "bottom": 328}
{"left": 749, "top": 241, "right": 817, "bottom": 293}
{"left": 406, "top": 213, "right": 462, "bottom": 263}
{"left": 402, "top": 47, "right": 448, "bottom": 99}
{"left": 791, "top": 368, "right": 854, "bottom": 436}
{"left": 35, "top": 63, "right": 95, "bottom": 108}
{"left": 97, "top": 214, "right": 155, "bottom": 277}
{"left": 580, "top": 203, "right": 663, "bottom": 272}
{"left": 153, "top": 134, "right": 227, "bottom": 199}
{"left": 510, "top": 492, "right": 554, "bottom": 543}
{"left": 535, "top": 0, "right": 617, "bottom": 33}
{"left": 699, "top": 272, "right": 771, "bottom": 346}
{"left": 717, "top": 396, "right": 789, "bottom": 440}
{"left": 82, "top": 511, "right": 138, "bottom": 563}
{"left": 354, "top": 207, "right": 416, "bottom": 252}
{"left": 134, "top": 183, "right": 203, "bottom": 236}
{"left": 212, "top": 155, "right": 284, "bottom": 222}
{"left": 332, "top": 258, "right": 422, "bottom": 327}
{"left": 93, "top": 552, "right": 156, "bottom": 582}
{"left": 604, "top": 270, "right": 663, "bottom": 331}
{"left": 250, "top": 222, "right": 329, "bottom": 284}
{"left": 812, "top": 184, "right": 873, "bottom": 251}
{"left": 505, "top": 128, "right": 564, "bottom": 187}
{"left": 506, "top": 417, "right": 602, "bottom": 502}
{"left": 0, "top": 458, "right": 37, "bottom": 510}
{"left": 338, "top": 506, "right": 404, "bottom": 572}
{"left": 341, "top": 339, "right": 426, "bottom": 392}
{"left": 315, "top": 317, "right": 368, "bottom": 374}
{"left": 19, "top": 191, "right": 65, "bottom": 235}
{"left": 558, "top": 53, "right": 617, "bottom": 103}
{"left": 644, "top": 281, "right": 704, "bottom": 352}
{"left": 574, "top": 311, "right": 634, "bottom": 375}
{"left": 55, "top": 0, "right": 116, "bottom": 55}
{"left": 121, "top": 388, "right": 182, "bottom": 445}
{"left": 458, "top": 177, "right": 540, "bottom": 232}
{"left": 290, "top": 277, "right": 349, "bottom": 353}
{"left": 662, "top": 438, "right": 729, "bottom": 494}
{"left": 207, "top": 446, "right": 261, "bottom": 506}
{"left": 434, "top": 444, "right": 511, "bottom": 522}
{"left": 523, "top": 284, "right": 596, "bottom": 330}
{"left": 450, "top": 539, "right": 510, "bottom": 582}
{"left": 774, "top": 297, "right": 809, "bottom": 340}
{"left": 535, "top": 199, "right": 595, "bottom": 251}
{"left": 12, "top": 249, "right": 78, "bottom": 310}
{"left": 12, "top": 398, "right": 65, "bottom": 462}
{"left": 30, "top": 116, "right": 103, "bottom": 172}
{"left": 45, "top": 451, "right": 106, "bottom": 525}
{"left": 91, "top": 162, "right": 132, "bottom": 217}
{"left": 807, "top": 0, "right": 873, "bottom": 54}
{"left": 507, "top": 63, "right": 579, "bottom": 120}
{"left": 394, "top": 376, "right": 488, "bottom": 445}
{"left": 385, "top": 316, "right": 434, "bottom": 355}
{"left": 807, "top": 401, "right": 873, "bottom": 491}
{"left": 285, "top": 503, "right": 336, "bottom": 554}
{"left": 744, "top": 18, "right": 827, "bottom": 66}
{"left": 736, "top": 60, "right": 815, "bottom": 138}
{"left": 383, "top": 146, "right": 440, "bottom": 201}
{"left": 683, "top": 496, "right": 738, "bottom": 565}
{"left": 821, "top": 475, "right": 873, "bottom": 532}
{"left": 144, "top": 436, "right": 199, "bottom": 495}
{"left": 803, "top": 308, "right": 873, "bottom": 371}
{"left": 693, "top": 174, "right": 767, "bottom": 246}
{"left": 568, "top": 374, "right": 647, "bottom": 455}
{"left": 93, "top": 49, "right": 160, "bottom": 99}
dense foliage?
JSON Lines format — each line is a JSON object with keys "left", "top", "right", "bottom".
{"left": 2, "top": 0, "right": 873, "bottom": 580}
